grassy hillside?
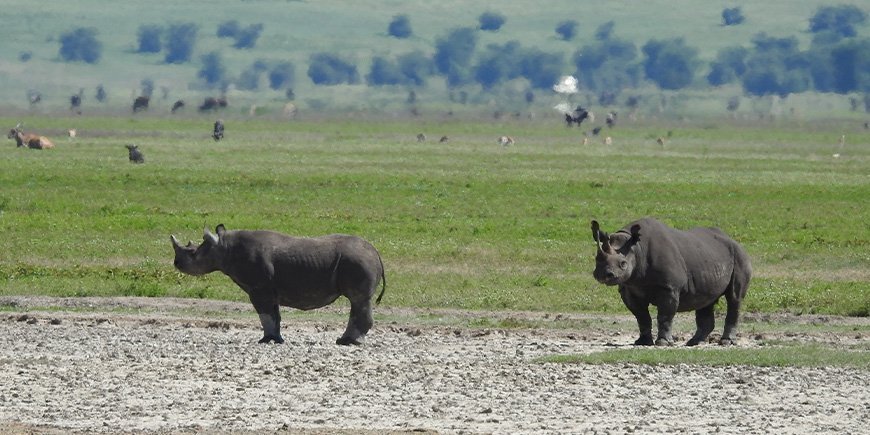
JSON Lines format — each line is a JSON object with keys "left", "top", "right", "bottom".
{"left": 1, "top": 1, "right": 865, "bottom": 117}
{"left": 0, "top": 116, "right": 867, "bottom": 316}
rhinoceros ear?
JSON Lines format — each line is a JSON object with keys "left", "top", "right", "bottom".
{"left": 215, "top": 224, "right": 226, "bottom": 237}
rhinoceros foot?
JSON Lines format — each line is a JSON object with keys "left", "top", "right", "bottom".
{"left": 336, "top": 336, "right": 364, "bottom": 346}
{"left": 258, "top": 335, "right": 284, "bottom": 344}
{"left": 633, "top": 335, "right": 654, "bottom": 346}
{"left": 655, "top": 337, "right": 675, "bottom": 346}
{"left": 718, "top": 338, "right": 735, "bottom": 346}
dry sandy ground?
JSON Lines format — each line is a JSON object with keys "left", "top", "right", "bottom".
{"left": 0, "top": 296, "right": 867, "bottom": 434}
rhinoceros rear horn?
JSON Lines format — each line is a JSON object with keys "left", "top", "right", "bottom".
{"left": 204, "top": 227, "right": 219, "bottom": 244}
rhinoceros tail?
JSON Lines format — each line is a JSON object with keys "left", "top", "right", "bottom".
{"left": 375, "top": 253, "right": 386, "bottom": 305}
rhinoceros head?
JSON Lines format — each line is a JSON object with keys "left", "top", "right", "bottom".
{"left": 591, "top": 220, "right": 640, "bottom": 286}
{"left": 170, "top": 224, "right": 226, "bottom": 276}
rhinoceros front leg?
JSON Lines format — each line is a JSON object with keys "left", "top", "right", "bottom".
{"left": 654, "top": 294, "right": 678, "bottom": 346}
{"left": 686, "top": 303, "right": 715, "bottom": 346}
{"left": 336, "top": 299, "right": 373, "bottom": 346}
{"left": 250, "top": 298, "right": 284, "bottom": 344}
{"left": 620, "top": 288, "right": 653, "bottom": 346}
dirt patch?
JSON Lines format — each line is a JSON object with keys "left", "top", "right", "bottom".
{"left": 0, "top": 296, "right": 867, "bottom": 434}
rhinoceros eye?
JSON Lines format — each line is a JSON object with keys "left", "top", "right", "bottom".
{"left": 619, "top": 260, "right": 628, "bottom": 269}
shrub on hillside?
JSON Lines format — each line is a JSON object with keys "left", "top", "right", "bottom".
{"left": 388, "top": 14, "right": 413, "bottom": 39}
{"left": 307, "top": 53, "right": 359, "bottom": 85}
{"left": 478, "top": 12, "right": 506, "bottom": 32}
{"left": 59, "top": 27, "right": 102, "bottom": 64}
{"left": 722, "top": 7, "right": 745, "bottom": 26}
{"left": 268, "top": 62, "right": 296, "bottom": 90}
{"left": 137, "top": 24, "right": 162, "bottom": 53}
{"left": 164, "top": 23, "right": 198, "bottom": 64}
{"left": 809, "top": 5, "right": 867, "bottom": 38}
{"left": 217, "top": 20, "right": 240, "bottom": 38}
{"left": 555, "top": 20, "right": 578, "bottom": 41}
{"left": 198, "top": 51, "right": 226, "bottom": 87}
{"left": 434, "top": 27, "right": 478, "bottom": 87}
{"left": 233, "top": 23, "right": 264, "bottom": 49}
{"left": 642, "top": 38, "right": 700, "bottom": 90}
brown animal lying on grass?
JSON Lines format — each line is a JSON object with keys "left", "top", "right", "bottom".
{"left": 7, "top": 124, "right": 54, "bottom": 149}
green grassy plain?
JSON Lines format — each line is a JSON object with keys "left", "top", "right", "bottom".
{"left": 0, "top": 115, "right": 867, "bottom": 317}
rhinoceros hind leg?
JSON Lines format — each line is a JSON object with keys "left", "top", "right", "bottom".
{"left": 687, "top": 303, "right": 716, "bottom": 346}
{"left": 337, "top": 298, "right": 373, "bottom": 346}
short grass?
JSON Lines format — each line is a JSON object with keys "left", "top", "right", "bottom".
{"left": 0, "top": 115, "right": 868, "bottom": 317}
{"left": 539, "top": 343, "right": 870, "bottom": 369}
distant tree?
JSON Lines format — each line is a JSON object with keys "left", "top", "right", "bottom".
{"left": 217, "top": 20, "right": 240, "bottom": 38}
{"left": 741, "top": 33, "right": 811, "bottom": 97}
{"left": 594, "top": 21, "right": 615, "bottom": 40}
{"left": 721, "top": 7, "right": 745, "bottom": 26}
{"left": 707, "top": 46, "right": 749, "bottom": 86}
{"left": 478, "top": 12, "right": 506, "bottom": 32}
{"left": 555, "top": 20, "right": 578, "bottom": 41}
{"left": 59, "top": 27, "right": 102, "bottom": 64}
{"left": 573, "top": 33, "right": 641, "bottom": 93}
{"left": 164, "top": 23, "right": 198, "bottom": 64}
{"left": 307, "top": 53, "right": 359, "bottom": 85}
{"left": 825, "top": 38, "right": 870, "bottom": 93}
{"left": 397, "top": 50, "right": 434, "bottom": 86}
{"left": 137, "top": 24, "right": 162, "bottom": 53}
{"left": 285, "top": 88, "right": 295, "bottom": 100}
{"left": 434, "top": 27, "right": 479, "bottom": 87}
{"left": 388, "top": 14, "right": 413, "bottom": 39}
{"left": 809, "top": 5, "right": 867, "bottom": 38}
{"left": 237, "top": 59, "right": 268, "bottom": 90}
{"left": 367, "top": 56, "right": 405, "bottom": 85}
{"left": 642, "top": 38, "right": 700, "bottom": 90}
{"left": 18, "top": 51, "right": 32, "bottom": 62}
{"left": 198, "top": 52, "right": 225, "bottom": 87}
{"left": 519, "top": 47, "right": 564, "bottom": 89}
{"left": 233, "top": 23, "right": 264, "bottom": 49}
{"left": 268, "top": 62, "right": 296, "bottom": 89}
{"left": 473, "top": 41, "right": 521, "bottom": 89}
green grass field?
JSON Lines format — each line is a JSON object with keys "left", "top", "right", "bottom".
{"left": 1, "top": 115, "right": 867, "bottom": 317}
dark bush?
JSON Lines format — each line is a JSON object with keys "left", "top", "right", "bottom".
{"left": 140, "top": 79, "right": 154, "bottom": 98}
{"left": 595, "top": 21, "right": 615, "bottom": 40}
{"left": 164, "top": 23, "right": 198, "bottom": 64}
{"left": 707, "top": 46, "right": 749, "bottom": 86}
{"left": 434, "top": 27, "right": 478, "bottom": 87}
{"left": 217, "top": 20, "right": 240, "bottom": 38}
{"left": 307, "top": 53, "right": 359, "bottom": 85}
{"left": 18, "top": 51, "right": 32, "bottom": 62}
{"left": 388, "top": 14, "right": 413, "bottom": 39}
{"left": 237, "top": 60, "right": 268, "bottom": 90}
{"left": 198, "top": 52, "right": 226, "bottom": 87}
{"left": 268, "top": 61, "right": 296, "bottom": 90}
{"left": 95, "top": 85, "right": 107, "bottom": 103}
{"left": 809, "top": 5, "right": 867, "bottom": 38}
{"left": 366, "top": 56, "right": 404, "bottom": 86}
{"left": 59, "top": 27, "right": 102, "bottom": 64}
{"left": 397, "top": 51, "right": 434, "bottom": 86}
{"left": 479, "top": 12, "right": 506, "bottom": 32}
{"left": 555, "top": 20, "right": 578, "bottom": 41}
{"left": 233, "top": 24, "right": 264, "bottom": 49}
{"left": 642, "top": 38, "right": 700, "bottom": 90}
{"left": 137, "top": 24, "right": 162, "bottom": 53}
{"left": 722, "top": 7, "right": 745, "bottom": 26}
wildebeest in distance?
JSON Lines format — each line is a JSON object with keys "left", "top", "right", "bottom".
{"left": 590, "top": 218, "right": 751, "bottom": 346}
{"left": 170, "top": 225, "right": 387, "bottom": 345}
{"left": 591, "top": 126, "right": 602, "bottom": 136}
{"left": 564, "top": 106, "right": 590, "bottom": 127}
{"left": 132, "top": 96, "right": 150, "bottom": 113}
{"left": 170, "top": 100, "right": 185, "bottom": 114}
{"left": 70, "top": 89, "right": 84, "bottom": 114}
{"left": 199, "top": 97, "right": 228, "bottom": 112}
{"left": 439, "top": 135, "right": 449, "bottom": 143}
{"left": 416, "top": 133, "right": 426, "bottom": 142}
{"left": 606, "top": 111, "right": 617, "bottom": 128}
{"left": 212, "top": 120, "right": 224, "bottom": 141}
{"left": 498, "top": 135, "right": 515, "bottom": 146}
{"left": 7, "top": 123, "right": 54, "bottom": 149}
{"left": 125, "top": 144, "right": 144, "bottom": 163}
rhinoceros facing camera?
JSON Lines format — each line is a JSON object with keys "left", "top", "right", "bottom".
{"left": 171, "top": 224, "right": 385, "bottom": 345}
{"left": 591, "top": 217, "right": 751, "bottom": 346}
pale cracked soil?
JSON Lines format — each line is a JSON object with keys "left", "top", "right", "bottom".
{"left": 0, "top": 296, "right": 867, "bottom": 434}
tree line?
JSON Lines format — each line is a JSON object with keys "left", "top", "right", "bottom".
{"left": 48, "top": 6, "right": 870, "bottom": 103}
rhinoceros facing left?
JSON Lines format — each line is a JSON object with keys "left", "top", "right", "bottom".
{"left": 591, "top": 217, "right": 751, "bottom": 346}
{"left": 171, "top": 224, "right": 385, "bottom": 345}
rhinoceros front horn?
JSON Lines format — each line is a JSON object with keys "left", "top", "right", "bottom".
{"left": 170, "top": 235, "right": 181, "bottom": 249}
